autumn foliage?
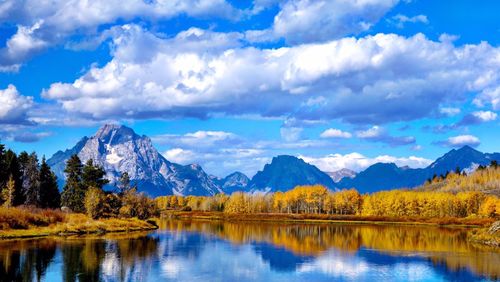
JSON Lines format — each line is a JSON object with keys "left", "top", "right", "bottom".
{"left": 157, "top": 166, "right": 500, "bottom": 219}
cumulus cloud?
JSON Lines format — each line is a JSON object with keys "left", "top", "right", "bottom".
{"left": 0, "top": 0, "right": 240, "bottom": 70}
{"left": 299, "top": 152, "right": 432, "bottom": 172}
{"left": 247, "top": 0, "right": 400, "bottom": 44}
{"left": 457, "top": 110, "right": 497, "bottom": 126}
{"left": 152, "top": 130, "right": 242, "bottom": 148}
{"left": 356, "top": 126, "right": 415, "bottom": 146}
{"left": 388, "top": 14, "right": 429, "bottom": 28}
{"left": 435, "top": 134, "right": 481, "bottom": 148}
{"left": 40, "top": 26, "right": 500, "bottom": 125}
{"left": 163, "top": 148, "right": 197, "bottom": 164}
{"left": 0, "top": 84, "right": 34, "bottom": 124}
{"left": 320, "top": 128, "right": 352, "bottom": 138}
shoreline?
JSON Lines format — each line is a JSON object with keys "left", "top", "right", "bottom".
{"left": 163, "top": 211, "right": 495, "bottom": 228}
{"left": 0, "top": 217, "right": 159, "bottom": 240}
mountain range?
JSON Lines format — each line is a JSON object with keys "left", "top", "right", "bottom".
{"left": 337, "top": 145, "right": 500, "bottom": 193}
{"left": 48, "top": 124, "right": 500, "bottom": 196}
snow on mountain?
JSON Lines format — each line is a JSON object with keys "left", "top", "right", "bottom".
{"left": 47, "top": 124, "right": 222, "bottom": 197}
{"left": 327, "top": 168, "right": 357, "bottom": 183}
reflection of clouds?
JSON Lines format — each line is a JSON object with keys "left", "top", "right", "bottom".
{"left": 161, "top": 257, "right": 182, "bottom": 279}
{"left": 297, "top": 249, "right": 439, "bottom": 281}
{"left": 102, "top": 252, "right": 119, "bottom": 277}
{"left": 159, "top": 241, "right": 271, "bottom": 281}
{"left": 297, "top": 250, "right": 369, "bottom": 278}
{"left": 392, "top": 263, "right": 434, "bottom": 282}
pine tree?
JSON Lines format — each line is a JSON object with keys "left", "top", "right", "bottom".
{"left": 18, "top": 151, "right": 30, "bottom": 202}
{"left": 117, "top": 172, "right": 131, "bottom": 194}
{"left": 39, "top": 157, "right": 61, "bottom": 209}
{"left": 1, "top": 175, "right": 16, "bottom": 207}
{"left": 0, "top": 144, "right": 7, "bottom": 194}
{"left": 82, "top": 159, "right": 109, "bottom": 190}
{"left": 61, "top": 155, "right": 85, "bottom": 212}
{"left": 24, "top": 152, "right": 40, "bottom": 206}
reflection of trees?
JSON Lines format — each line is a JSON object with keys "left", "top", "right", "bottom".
{"left": 0, "top": 239, "right": 56, "bottom": 282}
{"left": 161, "top": 220, "right": 500, "bottom": 279}
{"left": 61, "top": 239, "right": 106, "bottom": 282}
{"left": 0, "top": 234, "right": 159, "bottom": 282}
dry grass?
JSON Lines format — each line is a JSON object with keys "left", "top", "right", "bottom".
{"left": 0, "top": 207, "right": 65, "bottom": 230}
{"left": 0, "top": 207, "right": 157, "bottom": 239}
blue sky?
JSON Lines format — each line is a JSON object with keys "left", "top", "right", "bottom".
{"left": 0, "top": 0, "right": 499, "bottom": 177}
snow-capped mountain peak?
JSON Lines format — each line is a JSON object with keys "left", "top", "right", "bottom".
{"left": 47, "top": 124, "right": 222, "bottom": 197}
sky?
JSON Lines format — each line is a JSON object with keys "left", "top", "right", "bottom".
{"left": 0, "top": 0, "right": 499, "bottom": 178}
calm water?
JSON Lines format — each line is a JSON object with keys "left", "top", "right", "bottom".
{"left": 0, "top": 220, "right": 499, "bottom": 282}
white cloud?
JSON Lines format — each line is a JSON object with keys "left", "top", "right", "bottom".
{"left": 472, "top": 110, "right": 497, "bottom": 122}
{"left": 439, "top": 107, "right": 461, "bottom": 117}
{"left": 356, "top": 126, "right": 414, "bottom": 146}
{"left": 247, "top": 0, "right": 400, "bottom": 44}
{"left": 300, "top": 152, "right": 432, "bottom": 172}
{"left": 356, "top": 126, "right": 383, "bottom": 138}
{"left": 280, "top": 127, "right": 303, "bottom": 142}
{"left": 163, "top": 148, "right": 197, "bottom": 164}
{"left": 0, "top": 84, "right": 34, "bottom": 124}
{"left": 320, "top": 128, "right": 352, "bottom": 138}
{"left": 389, "top": 14, "right": 428, "bottom": 28}
{"left": 436, "top": 134, "right": 481, "bottom": 148}
{"left": 457, "top": 110, "right": 497, "bottom": 126}
{"left": 152, "top": 130, "right": 241, "bottom": 148}
{"left": 40, "top": 26, "right": 500, "bottom": 125}
{"left": 0, "top": 0, "right": 240, "bottom": 70}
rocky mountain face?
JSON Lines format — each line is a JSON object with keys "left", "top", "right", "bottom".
{"left": 47, "top": 124, "right": 222, "bottom": 197}
{"left": 248, "top": 155, "right": 337, "bottom": 192}
{"left": 327, "top": 168, "right": 357, "bottom": 182}
{"left": 337, "top": 146, "right": 500, "bottom": 193}
{"left": 213, "top": 172, "right": 250, "bottom": 194}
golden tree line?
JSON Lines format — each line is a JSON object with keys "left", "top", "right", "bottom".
{"left": 156, "top": 186, "right": 499, "bottom": 219}
{"left": 157, "top": 164, "right": 500, "bottom": 218}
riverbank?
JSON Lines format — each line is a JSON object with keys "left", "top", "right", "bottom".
{"left": 0, "top": 207, "right": 158, "bottom": 239}
{"left": 163, "top": 210, "right": 496, "bottom": 227}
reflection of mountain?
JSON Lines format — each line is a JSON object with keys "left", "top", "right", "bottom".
{"left": 160, "top": 220, "right": 500, "bottom": 280}
{"left": 253, "top": 242, "right": 313, "bottom": 272}
{"left": 0, "top": 222, "right": 498, "bottom": 281}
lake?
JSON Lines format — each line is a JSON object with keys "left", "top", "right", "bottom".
{"left": 0, "top": 220, "right": 498, "bottom": 281}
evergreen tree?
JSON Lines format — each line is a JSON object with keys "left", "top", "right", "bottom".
{"left": 117, "top": 172, "right": 131, "bottom": 194}
{"left": 18, "top": 151, "right": 30, "bottom": 201}
{"left": 39, "top": 157, "right": 61, "bottom": 209}
{"left": 0, "top": 144, "right": 6, "bottom": 186}
{"left": 61, "top": 155, "right": 85, "bottom": 212}
{"left": 24, "top": 153, "right": 40, "bottom": 206}
{"left": 4, "top": 150, "right": 24, "bottom": 206}
{"left": 82, "top": 159, "right": 109, "bottom": 190}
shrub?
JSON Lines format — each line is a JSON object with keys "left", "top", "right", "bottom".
{"left": 84, "top": 187, "right": 106, "bottom": 219}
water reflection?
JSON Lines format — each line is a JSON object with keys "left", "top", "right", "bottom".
{"left": 0, "top": 220, "right": 498, "bottom": 281}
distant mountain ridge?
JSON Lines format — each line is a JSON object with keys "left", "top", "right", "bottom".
{"left": 337, "top": 146, "right": 500, "bottom": 193}
{"left": 327, "top": 168, "right": 357, "bottom": 182}
{"left": 47, "top": 125, "right": 500, "bottom": 196}
{"left": 248, "top": 155, "right": 337, "bottom": 192}
{"left": 212, "top": 172, "right": 250, "bottom": 194}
